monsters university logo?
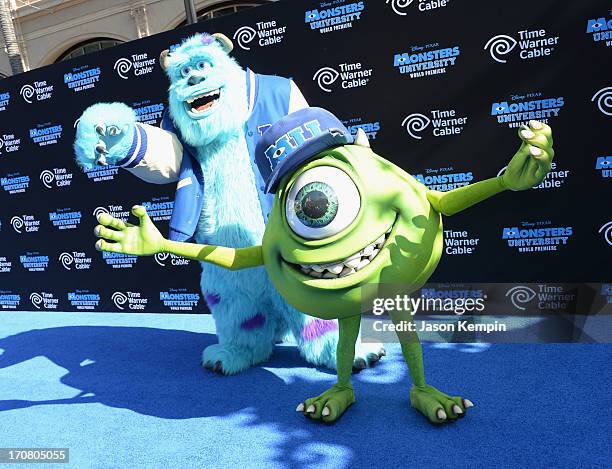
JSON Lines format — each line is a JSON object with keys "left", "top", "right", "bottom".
{"left": 402, "top": 109, "right": 467, "bottom": 139}
{"left": 586, "top": 16, "right": 612, "bottom": 47}
{"left": 305, "top": 2, "right": 365, "bottom": 34}
{"left": 313, "top": 62, "right": 373, "bottom": 92}
{"left": 484, "top": 28, "right": 559, "bottom": 63}
{"left": 491, "top": 92, "right": 564, "bottom": 128}
{"left": 386, "top": 0, "right": 450, "bottom": 16}
{"left": 596, "top": 155, "right": 611, "bottom": 178}
{"left": 502, "top": 222, "right": 573, "bottom": 253}
{"left": 233, "top": 20, "right": 286, "bottom": 50}
{"left": 0, "top": 91, "right": 10, "bottom": 112}
{"left": 264, "top": 120, "right": 323, "bottom": 170}
{"left": 20, "top": 81, "right": 54, "bottom": 103}
{"left": 113, "top": 53, "right": 156, "bottom": 79}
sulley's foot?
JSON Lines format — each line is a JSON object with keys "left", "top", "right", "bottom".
{"left": 201, "top": 343, "right": 270, "bottom": 375}
{"left": 296, "top": 384, "right": 355, "bottom": 423}
{"left": 410, "top": 384, "right": 473, "bottom": 424}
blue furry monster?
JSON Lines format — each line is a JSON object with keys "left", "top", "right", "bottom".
{"left": 74, "top": 33, "right": 384, "bottom": 374}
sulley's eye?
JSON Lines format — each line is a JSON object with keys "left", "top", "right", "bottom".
{"left": 286, "top": 166, "right": 360, "bottom": 239}
{"left": 196, "top": 60, "right": 211, "bottom": 71}
{"left": 180, "top": 65, "right": 192, "bottom": 77}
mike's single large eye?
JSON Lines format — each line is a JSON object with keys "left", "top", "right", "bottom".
{"left": 286, "top": 166, "right": 360, "bottom": 239}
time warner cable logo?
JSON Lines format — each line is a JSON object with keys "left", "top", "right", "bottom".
{"left": 484, "top": 28, "right": 559, "bottom": 63}
{"left": 386, "top": 0, "right": 449, "bottom": 16}
{"left": 313, "top": 62, "right": 373, "bottom": 92}
{"left": 20, "top": 80, "right": 54, "bottom": 103}
{"left": 113, "top": 53, "right": 156, "bottom": 79}
{"left": 599, "top": 221, "right": 612, "bottom": 246}
{"left": 591, "top": 87, "right": 612, "bottom": 116}
{"left": 112, "top": 291, "right": 148, "bottom": 310}
{"left": 402, "top": 109, "right": 467, "bottom": 139}
{"left": 233, "top": 21, "right": 286, "bottom": 50}
{"left": 505, "top": 286, "right": 536, "bottom": 310}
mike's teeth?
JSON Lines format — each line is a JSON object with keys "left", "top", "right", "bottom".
{"left": 310, "top": 265, "right": 325, "bottom": 273}
{"left": 339, "top": 266, "right": 355, "bottom": 277}
{"left": 374, "top": 234, "right": 385, "bottom": 246}
{"left": 356, "top": 259, "right": 370, "bottom": 271}
{"left": 322, "top": 271, "right": 337, "bottom": 279}
{"left": 327, "top": 264, "right": 343, "bottom": 274}
{"left": 344, "top": 258, "right": 360, "bottom": 269}
{"left": 368, "top": 249, "right": 379, "bottom": 261}
{"left": 362, "top": 244, "right": 375, "bottom": 257}
{"left": 310, "top": 270, "right": 323, "bottom": 278}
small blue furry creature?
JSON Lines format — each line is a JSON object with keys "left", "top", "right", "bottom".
{"left": 74, "top": 33, "right": 384, "bottom": 374}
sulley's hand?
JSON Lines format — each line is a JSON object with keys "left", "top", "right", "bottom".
{"left": 94, "top": 206, "right": 165, "bottom": 256}
{"left": 501, "top": 120, "right": 554, "bottom": 191}
{"left": 74, "top": 102, "right": 137, "bottom": 169}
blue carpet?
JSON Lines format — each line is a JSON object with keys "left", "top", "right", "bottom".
{"left": 0, "top": 312, "right": 610, "bottom": 469}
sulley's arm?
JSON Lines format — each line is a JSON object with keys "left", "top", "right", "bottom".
{"left": 94, "top": 205, "right": 263, "bottom": 271}
{"left": 427, "top": 120, "right": 554, "bottom": 216}
{"left": 74, "top": 102, "right": 183, "bottom": 184}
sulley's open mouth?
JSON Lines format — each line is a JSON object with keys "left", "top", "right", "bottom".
{"left": 185, "top": 89, "right": 220, "bottom": 114}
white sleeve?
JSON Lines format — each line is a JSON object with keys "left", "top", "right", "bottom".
{"left": 288, "top": 80, "right": 309, "bottom": 113}
{"left": 120, "top": 123, "right": 183, "bottom": 185}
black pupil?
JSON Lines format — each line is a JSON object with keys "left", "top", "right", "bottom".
{"left": 302, "top": 190, "right": 329, "bottom": 219}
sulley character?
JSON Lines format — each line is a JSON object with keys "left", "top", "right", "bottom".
{"left": 94, "top": 107, "right": 555, "bottom": 423}
{"left": 74, "top": 34, "right": 384, "bottom": 374}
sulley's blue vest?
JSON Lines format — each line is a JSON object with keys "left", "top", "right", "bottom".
{"left": 162, "top": 69, "right": 291, "bottom": 242}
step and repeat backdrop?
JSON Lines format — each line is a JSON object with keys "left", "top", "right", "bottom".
{"left": 0, "top": 0, "right": 609, "bottom": 313}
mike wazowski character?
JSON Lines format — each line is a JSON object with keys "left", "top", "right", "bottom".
{"left": 74, "top": 34, "right": 384, "bottom": 374}
{"left": 93, "top": 107, "right": 554, "bottom": 423}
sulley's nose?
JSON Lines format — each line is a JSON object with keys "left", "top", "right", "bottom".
{"left": 188, "top": 75, "right": 205, "bottom": 86}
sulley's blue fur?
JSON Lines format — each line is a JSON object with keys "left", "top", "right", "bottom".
{"left": 74, "top": 33, "right": 383, "bottom": 374}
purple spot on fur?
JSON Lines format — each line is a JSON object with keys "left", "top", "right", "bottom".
{"left": 241, "top": 313, "right": 266, "bottom": 330}
{"left": 301, "top": 319, "right": 338, "bottom": 341}
{"left": 205, "top": 293, "right": 220, "bottom": 307}
{"left": 200, "top": 34, "right": 215, "bottom": 45}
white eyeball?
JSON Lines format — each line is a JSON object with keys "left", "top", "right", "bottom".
{"left": 285, "top": 166, "right": 360, "bottom": 239}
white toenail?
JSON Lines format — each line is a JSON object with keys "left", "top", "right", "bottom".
{"left": 322, "top": 407, "right": 330, "bottom": 417}
{"left": 306, "top": 405, "right": 315, "bottom": 413}
{"left": 296, "top": 403, "right": 304, "bottom": 412}
{"left": 453, "top": 404, "right": 463, "bottom": 414}
{"left": 437, "top": 409, "right": 447, "bottom": 420}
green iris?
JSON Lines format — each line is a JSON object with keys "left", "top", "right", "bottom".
{"left": 294, "top": 182, "right": 338, "bottom": 228}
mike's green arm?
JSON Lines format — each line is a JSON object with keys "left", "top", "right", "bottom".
{"left": 163, "top": 240, "right": 263, "bottom": 270}
{"left": 426, "top": 176, "right": 507, "bottom": 216}
{"left": 427, "top": 122, "right": 555, "bottom": 216}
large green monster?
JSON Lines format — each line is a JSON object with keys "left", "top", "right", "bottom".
{"left": 94, "top": 108, "right": 554, "bottom": 424}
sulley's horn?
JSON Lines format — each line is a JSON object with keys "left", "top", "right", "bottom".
{"left": 159, "top": 49, "right": 170, "bottom": 71}
{"left": 212, "top": 33, "right": 233, "bottom": 53}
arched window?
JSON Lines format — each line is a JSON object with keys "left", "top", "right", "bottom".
{"left": 176, "top": 1, "right": 271, "bottom": 27}
{"left": 55, "top": 38, "right": 125, "bottom": 62}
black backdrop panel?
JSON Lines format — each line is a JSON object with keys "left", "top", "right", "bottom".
{"left": 0, "top": 0, "right": 610, "bottom": 312}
